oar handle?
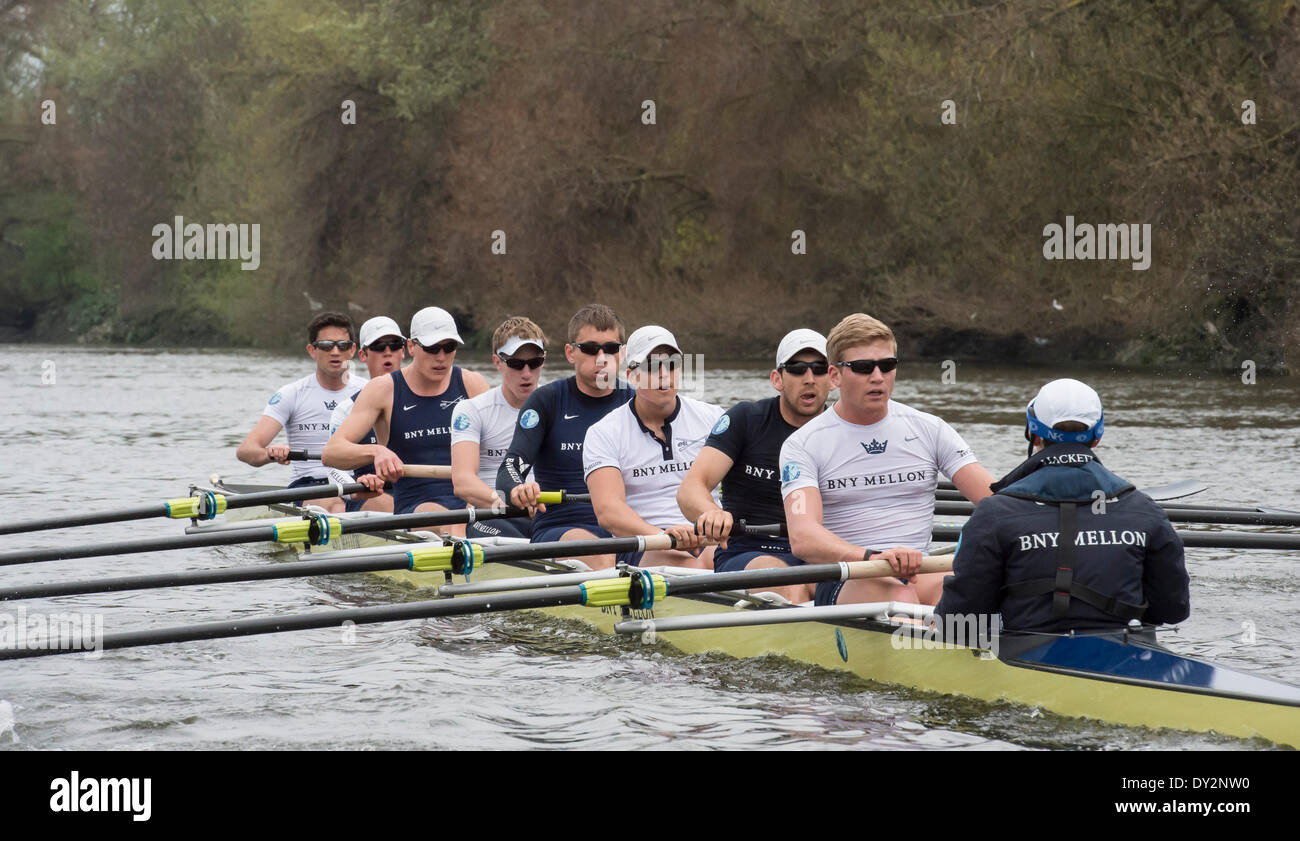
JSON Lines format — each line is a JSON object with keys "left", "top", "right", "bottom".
{"left": 286, "top": 450, "right": 321, "bottom": 461}
{"left": 845, "top": 556, "right": 952, "bottom": 579}
{"left": 402, "top": 464, "right": 453, "bottom": 479}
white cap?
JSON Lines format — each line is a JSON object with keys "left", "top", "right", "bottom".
{"left": 626, "top": 325, "right": 681, "bottom": 369}
{"left": 776, "top": 328, "right": 828, "bottom": 366}
{"left": 1028, "top": 378, "right": 1103, "bottom": 428}
{"left": 409, "top": 306, "right": 463, "bottom": 346}
{"left": 359, "top": 316, "right": 405, "bottom": 349}
{"left": 497, "top": 335, "right": 545, "bottom": 356}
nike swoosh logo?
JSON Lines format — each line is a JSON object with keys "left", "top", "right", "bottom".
{"left": 403, "top": 404, "right": 417, "bottom": 411}
{"left": 563, "top": 413, "right": 579, "bottom": 420}
{"left": 905, "top": 435, "right": 919, "bottom": 441}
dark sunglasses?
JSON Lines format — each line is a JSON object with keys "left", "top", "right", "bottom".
{"left": 570, "top": 341, "right": 622, "bottom": 356}
{"left": 414, "top": 339, "right": 459, "bottom": 355}
{"left": 366, "top": 339, "right": 405, "bottom": 353}
{"left": 499, "top": 353, "right": 545, "bottom": 370}
{"left": 779, "top": 361, "right": 830, "bottom": 376}
{"left": 836, "top": 357, "right": 898, "bottom": 375}
{"left": 312, "top": 340, "right": 355, "bottom": 351}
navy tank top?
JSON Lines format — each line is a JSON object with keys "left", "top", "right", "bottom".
{"left": 388, "top": 367, "right": 468, "bottom": 512}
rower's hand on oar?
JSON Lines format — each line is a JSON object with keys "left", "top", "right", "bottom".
{"left": 871, "top": 547, "right": 924, "bottom": 578}
{"left": 664, "top": 524, "right": 707, "bottom": 551}
{"left": 353, "top": 473, "right": 386, "bottom": 499}
{"left": 265, "top": 444, "right": 292, "bottom": 465}
{"left": 371, "top": 447, "right": 405, "bottom": 483}
{"left": 509, "top": 482, "right": 546, "bottom": 518}
{"left": 695, "top": 509, "right": 733, "bottom": 550}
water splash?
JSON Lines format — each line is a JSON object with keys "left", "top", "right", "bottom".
{"left": 0, "top": 699, "right": 19, "bottom": 744}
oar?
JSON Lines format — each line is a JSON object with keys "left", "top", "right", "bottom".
{"left": 614, "top": 600, "right": 936, "bottom": 637}
{"left": 0, "top": 493, "right": 590, "bottom": 568}
{"left": 930, "top": 524, "right": 1300, "bottom": 550}
{"left": 932, "top": 500, "right": 1300, "bottom": 528}
{"left": 0, "top": 464, "right": 454, "bottom": 536}
{"left": 936, "top": 480, "right": 1207, "bottom": 504}
{"left": 0, "top": 550, "right": 950, "bottom": 661}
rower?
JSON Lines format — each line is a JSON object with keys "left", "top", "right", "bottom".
{"left": 780, "top": 313, "right": 996, "bottom": 606}
{"left": 323, "top": 306, "right": 488, "bottom": 536}
{"left": 236, "top": 312, "right": 367, "bottom": 514}
{"left": 583, "top": 325, "right": 719, "bottom": 569}
{"left": 327, "top": 315, "right": 407, "bottom": 513}
{"left": 450, "top": 316, "right": 547, "bottom": 540}
{"left": 496, "top": 304, "right": 632, "bottom": 569}
{"left": 932, "top": 379, "right": 1189, "bottom": 634}
{"left": 678, "top": 328, "right": 831, "bottom": 601}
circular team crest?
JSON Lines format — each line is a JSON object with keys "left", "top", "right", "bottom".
{"left": 453, "top": 413, "right": 471, "bottom": 431}
{"left": 781, "top": 463, "right": 800, "bottom": 482}
{"left": 520, "top": 409, "right": 540, "bottom": 429}
{"left": 711, "top": 415, "right": 730, "bottom": 435}
{"left": 268, "top": 392, "right": 282, "bottom": 405}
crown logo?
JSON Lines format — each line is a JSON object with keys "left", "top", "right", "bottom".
{"left": 861, "top": 439, "right": 887, "bottom": 455}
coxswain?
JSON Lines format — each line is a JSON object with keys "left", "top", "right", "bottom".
{"left": 678, "top": 328, "right": 831, "bottom": 601}
{"left": 780, "top": 313, "right": 996, "bottom": 606}
{"left": 932, "top": 378, "right": 1189, "bottom": 634}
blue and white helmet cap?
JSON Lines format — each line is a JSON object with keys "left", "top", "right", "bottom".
{"left": 1026, "top": 378, "right": 1105, "bottom": 444}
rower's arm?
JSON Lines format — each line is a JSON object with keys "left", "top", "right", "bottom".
{"left": 496, "top": 390, "right": 552, "bottom": 497}
{"left": 587, "top": 466, "right": 660, "bottom": 537}
{"left": 463, "top": 370, "right": 490, "bottom": 399}
{"left": 236, "top": 416, "right": 286, "bottom": 466}
{"left": 783, "top": 487, "right": 867, "bottom": 564}
{"left": 677, "top": 446, "right": 733, "bottom": 522}
{"left": 451, "top": 441, "right": 500, "bottom": 508}
{"left": 323, "top": 376, "right": 393, "bottom": 470}
{"left": 951, "top": 462, "right": 996, "bottom": 504}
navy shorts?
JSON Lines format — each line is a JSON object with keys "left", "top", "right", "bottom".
{"left": 468, "top": 517, "right": 533, "bottom": 540}
{"left": 815, "top": 576, "right": 911, "bottom": 605}
{"left": 713, "top": 544, "right": 805, "bottom": 574}
{"left": 531, "top": 524, "right": 613, "bottom": 544}
{"left": 396, "top": 494, "right": 467, "bottom": 516}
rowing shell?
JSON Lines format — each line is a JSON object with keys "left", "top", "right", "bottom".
{"left": 196, "top": 479, "right": 1300, "bottom": 748}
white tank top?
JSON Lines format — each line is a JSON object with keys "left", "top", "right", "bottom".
{"left": 262, "top": 372, "right": 366, "bottom": 482}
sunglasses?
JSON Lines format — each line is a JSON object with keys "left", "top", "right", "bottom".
{"left": 499, "top": 353, "right": 545, "bottom": 370}
{"left": 570, "top": 341, "right": 623, "bottom": 356}
{"left": 413, "top": 340, "right": 459, "bottom": 355}
{"left": 312, "top": 340, "right": 355, "bottom": 351}
{"left": 836, "top": 357, "right": 898, "bottom": 375}
{"left": 779, "top": 361, "right": 830, "bottom": 376}
{"left": 366, "top": 339, "right": 405, "bottom": 353}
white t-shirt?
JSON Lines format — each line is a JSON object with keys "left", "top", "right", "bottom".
{"left": 583, "top": 395, "right": 724, "bottom": 529}
{"left": 779, "top": 400, "right": 977, "bottom": 551}
{"left": 263, "top": 372, "right": 366, "bottom": 482}
{"left": 449, "top": 386, "right": 519, "bottom": 486}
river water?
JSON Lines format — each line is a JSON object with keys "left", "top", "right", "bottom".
{"left": 0, "top": 345, "right": 1296, "bottom": 750}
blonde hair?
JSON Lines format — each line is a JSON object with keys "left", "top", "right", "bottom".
{"left": 826, "top": 313, "right": 897, "bottom": 363}
{"left": 491, "top": 316, "right": 547, "bottom": 353}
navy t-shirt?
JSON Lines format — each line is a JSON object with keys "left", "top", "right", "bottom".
{"left": 496, "top": 376, "right": 632, "bottom": 530}
{"left": 706, "top": 396, "right": 801, "bottom": 527}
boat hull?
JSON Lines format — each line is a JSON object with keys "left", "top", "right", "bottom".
{"left": 204, "top": 481, "right": 1300, "bottom": 747}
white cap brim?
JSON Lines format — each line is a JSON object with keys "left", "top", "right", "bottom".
{"left": 497, "top": 336, "right": 545, "bottom": 356}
